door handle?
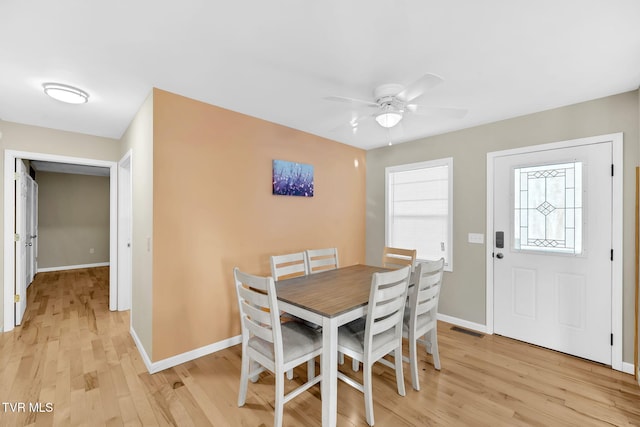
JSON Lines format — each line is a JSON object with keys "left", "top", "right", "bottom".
{"left": 496, "top": 252, "right": 504, "bottom": 259}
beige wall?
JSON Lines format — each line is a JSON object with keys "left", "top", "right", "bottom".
{"left": 366, "top": 90, "right": 639, "bottom": 363}
{"left": 0, "top": 120, "right": 120, "bottom": 331}
{"left": 36, "top": 172, "right": 110, "bottom": 269}
{"left": 119, "top": 91, "right": 154, "bottom": 357}
{"left": 151, "top": 89, "right": 366, "bottom": 361}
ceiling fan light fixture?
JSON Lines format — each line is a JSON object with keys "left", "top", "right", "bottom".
{"left": 43, "top": 83, "right": 89, "bottom": 104}
{"left": 375, "top": 111, "right": 402, "bottom": 128}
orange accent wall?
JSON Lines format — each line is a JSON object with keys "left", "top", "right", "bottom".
{"left": 152, "top": 88, "right": 366, "bottom": 360}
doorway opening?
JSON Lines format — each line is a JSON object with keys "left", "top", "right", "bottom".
{"left": 3, "top": 150, "right": 119, "bottom": 331}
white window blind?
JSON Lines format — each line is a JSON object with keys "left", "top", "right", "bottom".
{"left": 386, "top": 158, "right": 453, "bottom": 271}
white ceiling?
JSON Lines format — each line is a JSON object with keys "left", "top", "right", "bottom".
{"left": 1, "top": 1, "right": 639, "bottom": 150}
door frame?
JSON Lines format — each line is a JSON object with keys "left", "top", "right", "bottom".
{"left": 486, "top": 133, "right": 623, "bottom": 371}
{"left": 3, "top": 150, "right": 118, "bottom": 331}
{"left": 117, "top": 150, "right": 132, "bottom": 311}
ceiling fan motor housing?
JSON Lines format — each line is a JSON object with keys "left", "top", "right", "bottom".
{"left": 374, "top": 83, "right": 405, "bottom": 113}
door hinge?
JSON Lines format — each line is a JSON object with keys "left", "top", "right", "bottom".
{"left": 14, "top": 294, "right": 19, "bottom": 303}
{"left": 13, "top": 172, "right": 19, "bottom": 181}
{"left": 14, "top": 233, "right": 20, "bottom": 242}
{"left": 611, "top": 333, "right": 613, "bottom": 346}
{"left": 611, "top": 164, "right": 614, "bottom": 177}
{"left": 610, "top": 249, "right": 613, "bottom": 261}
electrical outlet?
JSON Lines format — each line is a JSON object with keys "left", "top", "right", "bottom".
{"left": 89, "top": 248, "right": 95, "bottom": 254}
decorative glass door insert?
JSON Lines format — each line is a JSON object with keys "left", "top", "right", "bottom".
{"left": 513, "top": 162, "right": 583, "bottom": 254}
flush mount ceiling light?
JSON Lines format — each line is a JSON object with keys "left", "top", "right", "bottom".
{"left": 43, "top": 83, "right": 89, "bottom": 104}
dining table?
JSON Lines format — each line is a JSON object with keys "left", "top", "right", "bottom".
{"left": 275, "top": 264, "right": 389, "bottom": 427}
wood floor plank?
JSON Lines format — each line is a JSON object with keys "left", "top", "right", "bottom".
{"left": 2, "top": 267, "right": 640, "bottom": 426}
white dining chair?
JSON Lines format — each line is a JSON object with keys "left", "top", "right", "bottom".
{"left": 351, "top": 246, "right": 415, "bottom": 373}
{"left": 336, "top": 266, "right": 411, "bottom": 426}
{"left": 270, "top": 252, "right": 308, "bottom": 281}
{"left": 403, "top": 258, "right": 445, "bottom": 390}
{"left": 304, "top": 247, "right": 347, "bottom": 365}
{"left": 234, "top": 267, "right": 322, "bottom": 427}
{"left": 270, "top": 251, "right": 316, "bottom": 378}
{"left": 305, "top": 247, "right": 339, "bottom": 274}
{"left": 382, "top": 246, "right": 417, "bottom": 271}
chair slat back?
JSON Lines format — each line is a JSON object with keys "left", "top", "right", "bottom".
{"left": 270, "top": 252, "right": 308, "bottom": 281}
{"left": 409, "top": 259, "right": 445, "bottom": 328}
{"left": 365, "top": 266, "right": 411, "bottom": 353}
{"left": 382, "top": 246, "right": 417, "bottom": 270}
{"left": 234, "top": 267, "right": 282, "bottom": 350}
{"left": 305, "top": 248, "right": 339, "bottom": 274}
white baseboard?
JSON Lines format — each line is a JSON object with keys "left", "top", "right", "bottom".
{"left": 130, "top": 326, "right": 154, "bottom": 373}
{"left": 37, "top": 262, "right": 110, "bottom": 273}
{"left": 622, "top": 362, "right": 635, "bottom": 375}
{"left": 130, "top": 326, "right": 242, "bottom": 374}
{"left": 437, "top": 313, "right": 488, "bottom": 334}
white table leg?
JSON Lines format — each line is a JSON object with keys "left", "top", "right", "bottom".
{"left": 322, "top": 316, "right": 338, "bottom": 427}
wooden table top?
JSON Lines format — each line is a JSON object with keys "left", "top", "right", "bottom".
{"left": 275, "top": 264, "right": 389, "bottom": 318}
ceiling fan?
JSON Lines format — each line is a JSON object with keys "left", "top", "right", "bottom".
{"left": 325, "top": 73, "right": 467, "bottom": 130}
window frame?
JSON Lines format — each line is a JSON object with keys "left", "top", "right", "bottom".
{"left": 385, "top": 157, "right": 453, "bottom": 272}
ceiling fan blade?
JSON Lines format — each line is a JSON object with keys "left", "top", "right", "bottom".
{"left": 329, "top": 113, "right": 374, "bottom": 133}
{"left": 324, "top": 96, "right": 378, "bottom": 108}
{"left": 405, "top": 104, "right": 467, "bottom": 119}
{"left": 396, "top": 73, "right": 444, "bottom": 102}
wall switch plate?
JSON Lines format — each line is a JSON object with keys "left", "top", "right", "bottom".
{"left": 468, "top": 233, "right": 484, "bottom": 244}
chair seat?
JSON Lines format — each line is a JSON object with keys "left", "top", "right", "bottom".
{"left": 402, "top": 310, "right": 435, "bottom": 335}
{"left": 249, "top": 321, "right": 322, "bottom": 364}
{"left": 338, "top": 318, "right": 397, "bottom": 355}
{"left": 283, "top": 313, "right": 322, "bottom": 331}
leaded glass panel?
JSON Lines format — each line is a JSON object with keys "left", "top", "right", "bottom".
{"left": 513, "top": 162, "right": 583, "bottom": 254}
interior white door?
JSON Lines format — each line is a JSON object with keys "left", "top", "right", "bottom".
{"left": 493, "top": 142, "right": 612, "bottom": 365}
{"left": 25, "top": 175, "right": 36, "bottom": 285}
{"left": 29, "top": 180, "right": 38, "bottom": 282}
{"left": 15, "top": 159, "right": 28, "bottom": 325}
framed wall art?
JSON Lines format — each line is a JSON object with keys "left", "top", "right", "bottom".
{"left": 272, "top": 159, "right": 314, "bottom": 197}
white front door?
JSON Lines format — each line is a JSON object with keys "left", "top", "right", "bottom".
{"left": 493, "top": 142, "right": 612, "bottom": 365}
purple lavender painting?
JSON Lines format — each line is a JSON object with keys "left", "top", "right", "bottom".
{"left": 272, "top": 160, "right": 314, "bottom": 197}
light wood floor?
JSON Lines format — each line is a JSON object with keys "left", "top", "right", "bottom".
{"left": 2, "top": 268, "right": 640, "bottom": 426}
